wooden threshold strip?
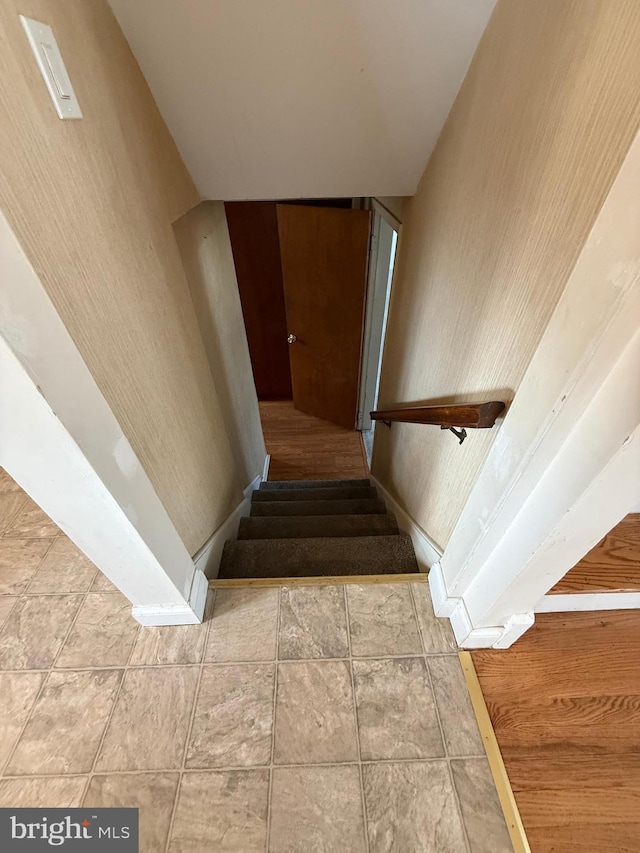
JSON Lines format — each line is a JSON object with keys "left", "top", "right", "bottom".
{"left": 209, "top": 573, "right": 428, "bottom": 588}
{"left": 459, "top": 651, "right": 530, "bottom": 853}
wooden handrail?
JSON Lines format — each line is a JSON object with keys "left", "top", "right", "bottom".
{"left": 370, "top": 401, "right": 505, "bottom": 430}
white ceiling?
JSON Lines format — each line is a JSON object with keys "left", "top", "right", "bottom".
{"left": 108, "top": 0, "right": 495, "bottom": 201}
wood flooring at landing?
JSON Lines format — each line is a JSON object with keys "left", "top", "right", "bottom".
{"left": 259, "top": 401, "right": 367, "bottom": 481}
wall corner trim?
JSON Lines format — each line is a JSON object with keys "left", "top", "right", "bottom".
{"left": 369, "top": 475, "right": 442, "bottom": 571}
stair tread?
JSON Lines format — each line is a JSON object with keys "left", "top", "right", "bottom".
{"left": 253, "top": 486, "right": 376, "bottom": 502}
{"left": 250, "top": 498, "right": 386, "bottom": 517}
{"left": 260, "top": 478, "right": 371, "bottom": 491}
{"left": 238, "top": 513, "right": 398, "bottom": 540}
{"left": 219, "top": 533, "right": 418, "bottom": 579}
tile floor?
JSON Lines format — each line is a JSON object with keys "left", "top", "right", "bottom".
{"left": 0, "top": 470, "right": 512, "bottom": 852}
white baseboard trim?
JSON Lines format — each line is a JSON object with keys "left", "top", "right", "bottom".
{"left": 188, "top": 566, "right": 210, "bottom": 618}
{"left": 428, "top": 561, "right": 457, "bottom": 617}
{"left": 192, "top": 473, "right": 262, "bottom": 581}
{"left": 132, "top": 565, "right": 211, "bottom": 626}
{"left": 369, "top": 475, "right": 443, "bottom": 572}
{"left": 430, "top": 561, "right": 534, "bottom": 648}
{"left": 537, "top": 591, "right": 640, "bottom": 612}
{"left": 262, "top": 453, "right": 271, "bottom": 482}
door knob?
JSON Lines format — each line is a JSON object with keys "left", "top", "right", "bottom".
{"left": 287, "top": 333, "right": 297, "bottom": 344}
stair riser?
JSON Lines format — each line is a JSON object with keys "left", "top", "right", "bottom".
{"left": 259, "top": 479, "right": 371, "bottom": 491}
{"left": 238, "top": 514, "right": 398, "bottom": 540}
{"left": 253, "top": 486, "right": 377, "bottom": 502}
{"left": 250, "top": 499, "right": 386, "bottom": 517}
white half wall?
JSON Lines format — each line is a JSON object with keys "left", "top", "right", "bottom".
{"left": 0, "top": 211, "right": 206, "bottom": 624}
{"left": 431, "top": 128, "right": 640, "bottom": 647}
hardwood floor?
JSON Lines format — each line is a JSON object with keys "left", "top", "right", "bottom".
{"left": 551, "top": 514, "right": 640, "bottom": 593}
{"left": 472, "top": 610, "right": 640, "bottom": 852}
{"left": 259, "top": 401, "right": 368, "bottom": 481}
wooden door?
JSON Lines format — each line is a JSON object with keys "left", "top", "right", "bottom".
{"left": 225, "top": 202, "right": 292, "bottom": 400}
{"left": 277, "top": 205, "right": 371, "bottom": 429}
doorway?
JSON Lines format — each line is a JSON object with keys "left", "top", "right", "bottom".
{"left": 225, "top": 197, "right": 398, "bottom": 477}
{"left": 357, "top": 200, "right": 400, "bottom": 465}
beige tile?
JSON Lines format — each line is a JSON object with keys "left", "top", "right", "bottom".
{"left": 56, "top": 592, "right": 139, "bottom": 669}
{"left": 130, "top": 622, "right": 206, "bottom": 666}
{"left": 96, "top": 666, "right": 199, "bottom": 771}
{"left": 206, "top": 587, "right": 278, "bottom": 662}
{"left": 428, "top": 655, "right": 484, "bottom": 756}
{"left": 28, "top": 536, "right": 97, "bottom": 594}
{"left": 451, "top": 758, "right": 513, "bottom": 853}
{"left": 353, "top": 658, "right": 444, "bottom": 760}
{"left": 187, "top": 664, "right": 274, "bottom": 769}
{"left": 0, "top": 596, "right": 17, "bottom": 629}
{"left": 0, "top": 672, "right": 45, "bottom": 771}
{"left": 0, "top": 492, "right": 27, "bottom": 535}
{"left": 0, "top": 776, "right": 88, "bottom": 807}
{"left": 274, "top": 660, "right": 358, "bottom": 764}
{"left": 279, "top": 585, "right": 349, "bottom": 659}
{"left": 364, "top": 761, "right": 467, "bottom": 853}
{"left": 270, "top": 765, "right": 367, "bottom": 852}
{"left": 169, "top": 770, "right": 269, "bottom": 852}
{"left": 3, "top": 496, "right": 58, "bottom": 539}
{"left": 0, "top": 539, "right": 52, "bottom": 595}
{"left": 347, "top": 583, "right": 423, "bottom": 656}
{"left": 91, "top": 571, "right": 118, "bottom": 592}
{"left": 84, "top": 773, "right": 179, "bottom": 853}
{"left": 0, "top": 595, "right": 81, "bottom": 669}
{"left": 7, "top": 669, "right": 122, "bottom": 775}
{"left": 411, "top": 582, "right": 458, "bottom": 654}
{"left": 0, "top": 468, "right": 23, "bottom": 493}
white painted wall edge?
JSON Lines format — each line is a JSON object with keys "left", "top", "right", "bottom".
{"left": 369, "top": 475, "right": 442, "bottom": 571}
{"left": 434, "top": 128, "right": 640, "bottom": 645}
{"left": 0, "top": 337, "right": 205, "bottom": 624}
{"left": 0, "top": 210, "right": 206, "bottom": 624}
{"left": 431, "top": 343, "right": 640, "bottom": 645}
{"left": 262, "top": 454, "right": 271, "bottom": 483}
{"left": 537, "top": 592, "right": 640, "bottom": 613}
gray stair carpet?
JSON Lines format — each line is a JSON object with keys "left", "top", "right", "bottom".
{"left": 249, "top": 498, "right": 387, "bottom": 517}
{"left": 219, "top": 533, "right": 418, "bottom": 579}
{"left": 238, "top": 513, "right": 399, "bottom": 540}
{"left": 217, "top": 477, "right": 420, "bottom": 579}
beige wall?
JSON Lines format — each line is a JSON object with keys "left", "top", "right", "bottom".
{"left": 173, "top": 202, "right": 266, "bottom": 486}
{"left": 0, "top": 0, "right": 252, "bottom": 555}
{"left": 374, "top": 0, "right": 640, "bottom": 550}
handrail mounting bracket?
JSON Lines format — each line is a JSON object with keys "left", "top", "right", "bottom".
{"left": 441, "top": 425, "right": 467, "bottom": 444}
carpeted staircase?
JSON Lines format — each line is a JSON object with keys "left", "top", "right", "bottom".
{"left": 219, "top": 478, "right": 419, "bottom": 579}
